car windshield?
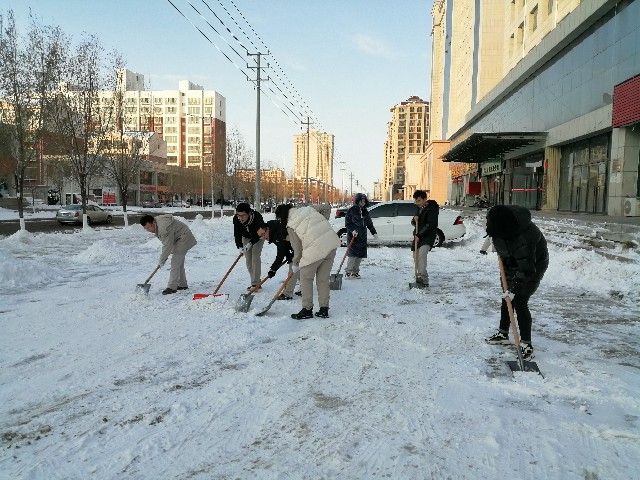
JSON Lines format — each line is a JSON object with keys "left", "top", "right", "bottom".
{"left": 63, "top": 205, "right": 82, "bottom": 211}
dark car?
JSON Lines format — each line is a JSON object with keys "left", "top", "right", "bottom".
{"left": 334, "top": 201, "right": 379, "bottom": 219}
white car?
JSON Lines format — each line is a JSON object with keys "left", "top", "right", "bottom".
{"left": 329, "top": 200, "right": 466, "bottom": 247}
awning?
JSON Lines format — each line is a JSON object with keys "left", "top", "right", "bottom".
{"left": 440, "top": 132, "right": 547, "bottom": 163}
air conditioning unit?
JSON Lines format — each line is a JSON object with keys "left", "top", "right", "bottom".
{"left": 623, "top": 197, "right": 640, "bottom": 217}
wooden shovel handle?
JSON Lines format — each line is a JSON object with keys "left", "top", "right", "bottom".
{"left": 270, "top": 271, "right": 295, "bottom": 300}
{"left": 498, "top": 256, "right": 521, "bottom": 349}
{"left": 213, "top": 252, "right": 244, "bottom": 294}
{"left": 336, "top": 235, "right": 357, "bottom": 275}
{"left": 144, "top": 265, "right": 161, "bottom": 285}
{"left": 246, "top": 273, "right": 271, "bottom": 295}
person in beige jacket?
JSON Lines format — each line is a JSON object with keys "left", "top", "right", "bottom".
{"left": 140, "top": 214, "right": 198, "bottom": 295}
{"left": 275, "top": 204, "right": 340, "bottom": 319}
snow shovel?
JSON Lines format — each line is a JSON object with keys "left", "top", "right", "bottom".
{"left": 235, "top": 274, "right": 271, "bottom": 313}
{"left": 256, "top": 271, "right": 296, "bottom": 317}
{"left": 193, "top": 252, "right": 243, "bottom": 300}
{"left": 330, "top": 236, "right": 356, "bottom": 290}
{"left": 136, "top": 265, "right": 161, "bottom": 294}
{"left": 498, "top": 257, "right": 542, "bottom": 376}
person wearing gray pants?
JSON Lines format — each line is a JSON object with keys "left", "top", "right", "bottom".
{"left": 140, "top": 214, "right": 197, "bottom": 295}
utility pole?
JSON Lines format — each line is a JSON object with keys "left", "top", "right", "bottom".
{"left": 340, "top": 162, "right": 346, "bottom": 204}
{"left": 301, "top": 116, "right": 313, "bottom": 202}
{"left": 349, "top": 172, "right": 354, "bottom": 201}
{"left": 247, "top": 51, "right": 269, "bottom": 211}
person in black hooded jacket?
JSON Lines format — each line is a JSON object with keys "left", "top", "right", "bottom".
{"left": 344, "top": 193, "right": 378, "bottom": 279}
{"left": 257, "top": 220, "right": 298, "bottom": 300}
{"left": 484, "top": 205, "right": 549, "bottom": 361}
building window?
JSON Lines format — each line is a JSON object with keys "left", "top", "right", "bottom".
{"left": 187, "top": 127, "right": 200, "bottom": 134}
{"left": 517, "top": 22, "right": 524, "bottom": 47}
{"left": 165, "top": 98, "right": 177, "bottom": 104}
{"left": 188, "top": 107, "right": 201, "bottom": 115}
{"left": 548, "top": 0, "right": 553, "bottom": 16}
{"left": 530, "top": 6, "right": 538, "bottom": 31}
{"left": 188, "top": 97, "right": 201, "bottom": 105}
{"left": 166, "top": 106, "right": 177, "bottom": 114}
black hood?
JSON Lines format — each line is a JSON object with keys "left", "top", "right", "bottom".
{"left": 486, "top": 205, "right": 531, "bottom": 239}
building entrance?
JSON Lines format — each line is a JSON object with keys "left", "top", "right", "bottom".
{"left": 560, "top": 134, "right": 609, "bottom": 214}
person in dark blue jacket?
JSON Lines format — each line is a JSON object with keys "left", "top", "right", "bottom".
{"left": 484, "top": 205, "right": 549, "bottom": 361}
{"left": 344, "top": 193, "right": 378, "bottom": 279}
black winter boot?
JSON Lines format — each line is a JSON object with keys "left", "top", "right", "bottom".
{"left": 315, "top": 307, "right": 329, "bottom": 318}
{"left": 291, "top": 307, "right": 313, "bottom": 320}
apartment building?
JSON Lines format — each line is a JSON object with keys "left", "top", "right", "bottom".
{"left": 430, "top": 0, "right": 640, "bottom": 216}
{"left": 100, "top": 69, "right": 227, "bottom": 174}
{"left": 382, "top": 96, "right": 430, "bottom": 200}
{"left": 293, "top": 130, "right": 334, "bottom": 186}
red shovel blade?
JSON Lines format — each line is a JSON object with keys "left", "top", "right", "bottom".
{"left": 192, "top": 293, "right": 227, "bottom": 300}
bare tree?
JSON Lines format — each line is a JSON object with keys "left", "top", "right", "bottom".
{"left": 226, "top": 125, "right": 253, "bottom": 203}
{"left": 48, "top": 34, "right": 119, "bottom": 228}
{"left": 0, "top": 11, "right": 66, "bottom": 229}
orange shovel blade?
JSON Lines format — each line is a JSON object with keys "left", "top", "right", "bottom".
{"left": 192, "top": 293, "right": 226, "bottom": 300}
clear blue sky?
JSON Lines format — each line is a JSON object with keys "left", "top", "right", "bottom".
{"left": 5, "top": 0, "right": 433, "bottom": 196}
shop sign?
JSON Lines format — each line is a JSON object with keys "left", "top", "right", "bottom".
{"left": 140, "top": 185, "right": 157, "bottom": 192}
{"left": 481, "top": 161, "right": 502, "bottom": 176}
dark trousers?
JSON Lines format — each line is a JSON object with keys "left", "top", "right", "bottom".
{"left": 499, "top": 294, "right": 532, "bottom": 343}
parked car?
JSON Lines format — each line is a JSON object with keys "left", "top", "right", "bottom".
{"left": 334, "top": 201, "right": 380, "bottom": 219}
{"left": 55, "top": 204, "right": 113, "bottom": 225}
{"left": 328, "top": 200, "right": 466, "bottom": 248}
{"left": 142, "top": 200, "right": 163, "bottom": 208}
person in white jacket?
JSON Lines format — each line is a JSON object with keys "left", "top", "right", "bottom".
{"left": 275, "top": 204, "right": 340, "bottom": 319}
{"left": 140, "top": 214, "right": 197, "bottom": 295}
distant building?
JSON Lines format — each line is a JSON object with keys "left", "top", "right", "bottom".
{"left": 382, "top": 96, "right": 430, "bottom": 200}
{"left": 293, "top": 130, "right": 334, "bottom": 186}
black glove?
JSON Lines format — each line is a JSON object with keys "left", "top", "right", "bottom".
{"left": 267, "top": 270, "right": 276, "bottom": 278}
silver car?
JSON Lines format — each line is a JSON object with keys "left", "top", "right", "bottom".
{"left": 329, "top": 200, "right": 466, "bottom": 247}
{"left": 55, "top": 204, "right": 113, "bottom": 225}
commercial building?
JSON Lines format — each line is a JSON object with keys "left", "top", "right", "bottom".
{"left": 430, "top": 0, "right": 640, "bottom": 216}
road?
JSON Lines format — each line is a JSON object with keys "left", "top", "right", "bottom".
{"left": 0, "top": 209, "right": 234, "bottom": 236}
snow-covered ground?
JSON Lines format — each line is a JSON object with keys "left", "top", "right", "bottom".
{"left": 1, "top": 212, "right": 639, "bottom": 479}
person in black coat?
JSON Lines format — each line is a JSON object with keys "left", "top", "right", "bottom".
{"left": 344, "top": 193, "right": 378, "bottom": 279}
{"left": 233, "top": 202, "right": 265, "bottom": 289}
{"left": 257, "top": 220, "right": 298, "bottom": 300}
{"left": 484, "top": 205, "right": 549, "bottom": 361}
{"left": 410, "top": 190, "right": 439, "bottom": 287}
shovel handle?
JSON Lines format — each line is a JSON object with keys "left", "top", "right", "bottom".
{"left": 270, "top": 271, "right": 295, "bottom": 300}
{"left": 498, "top": 257, "right": 524, "bottom": 358}
{"left": 144, "top": 265, "right": 162, "bottom": 285}
{"left": 335, "top": 235, "right": 357, "bottom": 275}
{"left": 246, "top": 273, "right": 271, "bottom": 295}
{"left": 213, "top": 252, "right": 244, "bottom": 294}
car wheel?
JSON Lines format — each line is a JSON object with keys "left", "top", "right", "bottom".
{"left": 433, "top": 229, "right": 445, "bottom": 247}
{"left": 106, "top": 215, "right": 113, "bottom": 224}
{"left": 338, "top": 229, "right": 348, "bottom": 247}
{"left": 86, "top": 217, "right": 92, "bottom": 226}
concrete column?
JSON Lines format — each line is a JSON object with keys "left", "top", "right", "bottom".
{"left": 542, "top": 146, "right": 561, "bottom": 211}
{"left": 608, "top": 127, "right": 640, "bottom": 216}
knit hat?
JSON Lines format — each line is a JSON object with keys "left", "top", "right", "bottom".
{"left": 486, "top": 205, "right": 530, "bottom": 239}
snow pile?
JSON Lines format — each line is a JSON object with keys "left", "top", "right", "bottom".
{"left": 72, "top": 239, "right": 138, "bottom": 266}
{"left": 0, "top": 246, "right": 58, "bottom": 289}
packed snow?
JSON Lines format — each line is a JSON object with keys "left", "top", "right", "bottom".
{"left": 1, "top": 210, "right": 639, "bottom": 479}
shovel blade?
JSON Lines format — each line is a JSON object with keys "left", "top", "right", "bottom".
{"left": 329, "top": 273, "right": 343, "bottom": 290}
{"left": 235, "top": 293, "right": 254, "bottom": 313}
{"left": 136, "top": 284, "right": 151, "bottom": 294}
{"left": 192, "top": 293, "right": 228, "bottom": 300}
{"left": 507, "top": 360, "right": 543, "bottom": 376}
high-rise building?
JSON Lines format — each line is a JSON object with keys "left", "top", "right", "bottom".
{"left": 99, "top": 69, "right": 227, "bottom": 174}
{"left": 293, "top": 130, "right": 334, "bottom": 186}
{"left": 382, "top": 96, "right": 430, "bottom": 200}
